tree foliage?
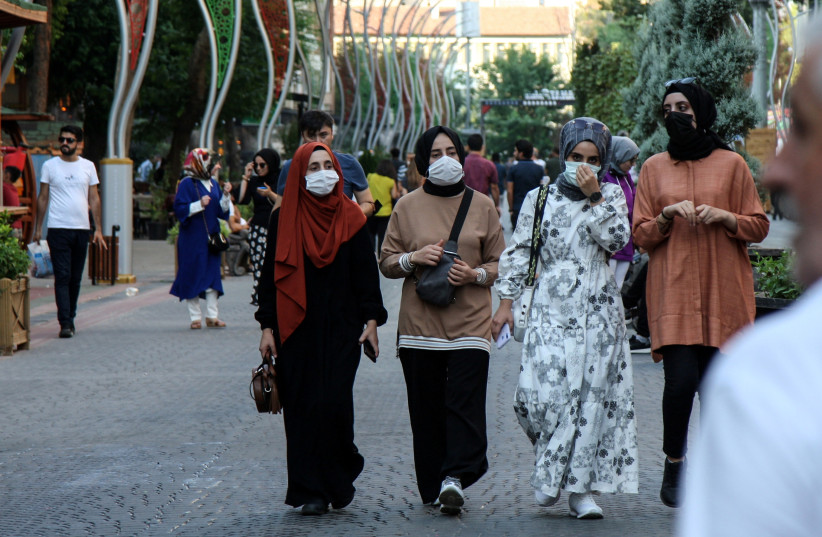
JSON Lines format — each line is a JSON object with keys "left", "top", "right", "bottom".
{"left": 570, "top": 0, "right": 648, "bottom": 134}
{"left": 474, "top": 46, "right": 567, "bottom": 157}
{"left": 624, "top": 0, "right": 761, "bottom": 162}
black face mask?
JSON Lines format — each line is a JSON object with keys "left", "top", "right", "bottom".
{"left": 664, "top": 112, "right": 700, "bottom": 145}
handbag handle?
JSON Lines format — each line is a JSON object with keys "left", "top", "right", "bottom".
{"left": 525, "top": 185, "right": 550, "bottom": 286}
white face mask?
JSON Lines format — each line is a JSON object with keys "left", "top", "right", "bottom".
{"left": 563, "top": 161, "right": 601, "bottom": 187}
{"left": 305, "top": 169, "right": 339, "bottom": 196}
{"left": 426, "top": 155, "right": 464, "bottom": 186}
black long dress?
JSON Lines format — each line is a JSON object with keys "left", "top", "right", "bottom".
{"left": 255, "top": 208, "right": 387, "bottom": 508}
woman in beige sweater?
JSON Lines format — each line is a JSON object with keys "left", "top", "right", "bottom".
{"left": 379, "top": 126, "right": 505, "bottom": 515}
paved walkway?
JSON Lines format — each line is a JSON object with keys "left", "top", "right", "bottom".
{"left": 0, "top": 219, "right": 796, "bottom": 536}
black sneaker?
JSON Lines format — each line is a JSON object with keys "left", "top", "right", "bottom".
{"left": 59, "top": 327, "right": 73, "bottom": 339}
{"left": 629, "top": 335, "right": 650, "bottom": 352}
{"left": 660, "top": 458, "right": 685, "bottom": 508}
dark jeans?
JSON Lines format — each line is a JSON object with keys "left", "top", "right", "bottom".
{"left": 47, "top": 228, "right": 90, "bottom": 329}
{"left": 660, "top": 345, "right": 718, "bottom": 458}
{"left": 400, "top": 347, "right": 490, "bottom": 504}
{"left": 366, "top": 216, "right": 390, "bottom": 254}
{"left": 623, "top": 262, "right": 649, "bottom": 337}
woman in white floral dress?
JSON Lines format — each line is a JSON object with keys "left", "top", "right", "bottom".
{"left": 492, "top": 117, "right": 638, "bottom": 519}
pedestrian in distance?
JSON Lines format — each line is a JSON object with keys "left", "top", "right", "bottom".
{"left": 276, "top": 110, "right": 377, "bottom": 216}
{"left": 492, "top": 117, "right": 638, "bottom": 519}
{"left": 602, "top": 135, "right": 640, "bottom": 290}
{"left": 169, "top": 148, "right": 233, "bottom": 329}
{"left": 678, "top": 17, "right": 822, "bottom": 536}
{"left": 506, "top": 139, "right": 544, "bottom": 229}
{"left": 237, "top": 148, "right": 281, "bottom": 306}
{"left": 379, "top": 125, "right": 505, "bottom": 515}
{"left": 256, "top": 142, "right": 387, "bottom": 515}
{"left": 632, "top": 77, "right": 769, "bottom": 508}
{"left": 462, "top": 133, "right": 500, "bottom": 212}
{"left": 365, "top": 159, "right": 403, "bottom": 254}
{"left": 32, "top": 125, "right": 106, "bottom": 339}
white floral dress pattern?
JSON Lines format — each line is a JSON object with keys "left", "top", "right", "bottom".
{"left": 496, "top": 183, "right": 638, "bottom": 497}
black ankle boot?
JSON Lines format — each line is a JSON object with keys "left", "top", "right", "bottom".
{"left": 660, "top": 458, "right": 685, "bottom": 508}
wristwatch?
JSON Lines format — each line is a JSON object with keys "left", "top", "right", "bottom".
{"left": 475, "top": 269, "right": 483, "bottom": 283}
{"left": 588, "top": 191, "right": 603, "bottom": 203}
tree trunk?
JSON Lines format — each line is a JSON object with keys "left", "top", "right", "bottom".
{"left": 165, "top": 27, "right": 211, "bottom": 186}
{"left": 27, "top": 0, "right": 52, "bottom": 113}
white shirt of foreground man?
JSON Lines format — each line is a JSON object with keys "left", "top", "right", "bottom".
{"left": 679, "top": 15, "right": 822, "bottom": 537}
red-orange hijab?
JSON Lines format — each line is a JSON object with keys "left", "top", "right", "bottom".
{"left": 274, "top": 142, "right": 366, "bottom": 343}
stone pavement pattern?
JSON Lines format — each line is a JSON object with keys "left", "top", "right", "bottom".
{"left": 3, "top": 217, "right": 794, "bottom": 536}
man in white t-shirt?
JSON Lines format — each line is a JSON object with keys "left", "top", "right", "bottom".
{"left": 33, "top": 125, "right": 106, "bottom": 339}
{"left": 678, "top": 16, "right": 822, "bottom": 537}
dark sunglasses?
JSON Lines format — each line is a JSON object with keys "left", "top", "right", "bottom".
{"left": 58, "top": 136, "right": 77, "bottom": 144}
{"left": 253, "top": 162, "right": 267, "bottom": 169}
{"left": 665, "top": 76, "right": 698, "bottom": 88}
{"left": 567, "top": 118, "right": 608, "bottom": 133}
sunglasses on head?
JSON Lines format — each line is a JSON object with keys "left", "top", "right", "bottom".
{"left": 665, "top": 76, "right": 698, "bottom": 88}
{"left": 568, "top": 118, "right": 608, "bottom": 133}
{"left": 58, "top": 136, "right": 77, "bottom": 144}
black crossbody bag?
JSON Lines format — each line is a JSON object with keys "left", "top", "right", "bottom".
{"left": 415, "top": 188, "right": 474, "bottom": 307}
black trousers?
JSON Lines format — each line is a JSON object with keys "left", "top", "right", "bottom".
{"left": 47, "top": 228, "right": 90, "bottom": 329}
{"left": 661, "top": 345, "right": 718, "bottom": 458}
{"left": 400, "top": 347, "right": 490, "bottom": 504}
{"left": 623, "top": 262, "right": 649, "bottom": 337}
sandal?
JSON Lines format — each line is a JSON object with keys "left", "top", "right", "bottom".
{"left": 190, "top": 320, "right": 202, "bottom": 329}
{"left": 205, "top": 318, "right": 226, "bottom": 328}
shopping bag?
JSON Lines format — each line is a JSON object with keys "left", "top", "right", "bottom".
{"left": 27, "top": 240, "right": 53, "bottom": 278}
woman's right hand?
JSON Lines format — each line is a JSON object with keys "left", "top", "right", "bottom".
{"left": 244, "top": 162, "right": 254, "bottom": 179}
{"left": 411, "top": 239, "right": 445, "bottom": 266}
{"left": 201, "top": 195, "right": 211, "bottom": 207}
{"left": 663, "top": 200, "right": 697, "bottom": 226}
{"left": 259, "top": 328, "right": 277, "bottom": 363}
{"left": 491, "top": 299, "right": 514, "bottom": 340}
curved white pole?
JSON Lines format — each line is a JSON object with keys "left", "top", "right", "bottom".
{"left": 264, "top": 0, "right": 298, "bottom": 146}
{"left": 206, "top": 0, "right": 243, "bottom": 149}
{"left": 116, "top": 0, "right": 159, "bottom": 156}
{"left": 107, "top": 0, "right": 130, "bottom": 158}
{"left": 197, "top": 0, "right": 219, "bottom": 149}
{"left": 252, "top": 0, "right": 276, "bottom": 150}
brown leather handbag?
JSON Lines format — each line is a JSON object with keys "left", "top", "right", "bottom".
{"left": 250, "top": 357, "right": 281, "bottom": 414}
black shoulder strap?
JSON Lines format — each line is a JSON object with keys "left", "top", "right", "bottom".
{"left": 525, "top": 185, "right": 549, "bottom": 286}
{"left": 447, "top": 188, "right": 474, "bottom": 245}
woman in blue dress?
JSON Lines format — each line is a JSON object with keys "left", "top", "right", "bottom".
{"left": 170, "top": 148, "right": 233, "bottom": 329}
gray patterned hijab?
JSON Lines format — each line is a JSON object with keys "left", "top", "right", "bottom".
{"left": 557, "top": 117, "right": 612, "bottom": 200}
{"left": 609, "top": 136, "right": 640, "bottom": 177}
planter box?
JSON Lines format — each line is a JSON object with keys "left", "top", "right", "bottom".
{"left": 146, "top": 220, "right": 168, "bottom": 241}
{"left": 755, "top": 295, "right": 794, "bottom": 320}
{"left": 0, "top": 276, "right": 30, "bottom": 356}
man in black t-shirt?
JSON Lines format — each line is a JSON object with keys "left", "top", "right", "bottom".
{"left": 506, "top": 139, "right": 544, "bottom": 229}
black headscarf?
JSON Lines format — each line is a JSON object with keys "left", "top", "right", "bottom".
{"left": 663, "top": 82, "right": 731, "bottom": 161}
{"left": 414, "top": 126, "right": 467, "bottom": 197}
{"left": 254, "top": 147, "right": 281, "bottom": 181}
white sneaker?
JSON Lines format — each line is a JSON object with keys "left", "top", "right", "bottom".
{"left": 568, "top": 492, "right": 603, "bottom": 519}
{"left": 535, "top": 489, "right": 560, "bottom": 506}
{"left": 438, "top": 476, "right": 464, "bottom": 515}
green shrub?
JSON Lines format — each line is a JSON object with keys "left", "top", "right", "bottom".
{"left": 752, "top": 251, "right": 802, "bottom": 300}
{"left": 0, "top": 213, "right": 30, "bottom": 280}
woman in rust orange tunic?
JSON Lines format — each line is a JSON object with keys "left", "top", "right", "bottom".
{"left": 632, "top": 79, "right": 769, "bottom": 509}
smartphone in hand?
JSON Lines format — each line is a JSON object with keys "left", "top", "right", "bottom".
{"left": 363, "top": 340, "right": 377, "bottom": 362}
{"left": 373, "top": 200, "right": 383, "bottom": 214}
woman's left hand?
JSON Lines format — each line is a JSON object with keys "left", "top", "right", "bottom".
{"left": 696, "top": 204, "right": 736, "bottom": 230}
{"left": 448, "top": 258, "right": 478, "bottom": 286}
{"left": 358, "top": 320, "right": 379, "bottom": 358}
